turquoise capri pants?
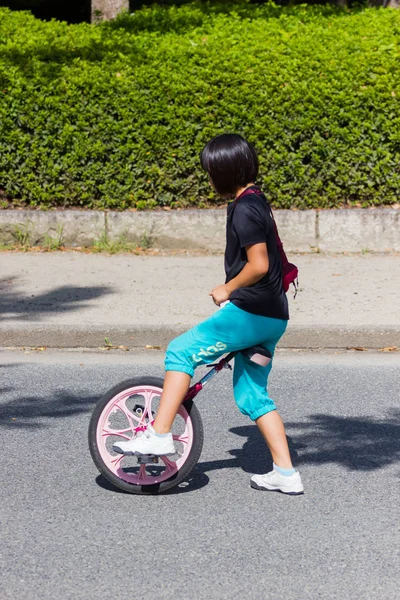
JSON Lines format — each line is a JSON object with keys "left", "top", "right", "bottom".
{"left": 165, "top": 302, "right": 288, "bottom": 422}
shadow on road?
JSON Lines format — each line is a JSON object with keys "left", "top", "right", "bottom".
{"left": 95, "top": 409, "right": 400, "bottom": 495}
{"left": 95, "top": 469, "right": 210, "bottom": 496}
{"left": 228, "top": 410, "right": 400, "bottom": 473}
{"left": 0, "top": 276, "right": 113, "bottom": 322}
{"left": 0, "top": 389, "right": 99, "bottom": 429}
{"left": 196, "top": 410, "right": 400, "bottom": 476}
{"left": 285, "top": 411, "right": 400, "bottom": 471}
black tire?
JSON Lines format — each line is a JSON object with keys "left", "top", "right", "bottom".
{"left": 88, "top": 377, "right": 204, "bottom": 494}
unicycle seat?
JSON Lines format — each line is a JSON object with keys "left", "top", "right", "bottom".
{"left": 240, "top": 345, "right": 272, "bottom": 367}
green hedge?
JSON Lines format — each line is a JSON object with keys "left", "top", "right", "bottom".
{"left": 0, "top": 3, "right": 400, "bottom": 210}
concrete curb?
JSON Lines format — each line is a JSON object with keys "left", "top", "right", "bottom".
{"left": 2, "top": 324, "right": 399, "bottom": 350}
{"left": 0, "top": 208, "right": 399, "bottom": 252}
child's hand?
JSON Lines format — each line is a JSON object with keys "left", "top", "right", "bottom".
{"left": 209, "top": 284, "right": 231, "bottom": 306}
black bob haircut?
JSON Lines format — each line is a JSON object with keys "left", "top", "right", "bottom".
{"left": 200, "top": 133, "right": 259, "bottom": 196}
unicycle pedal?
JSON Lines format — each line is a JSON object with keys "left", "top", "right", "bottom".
{"left": 137, "top": 454, "right": 159, "bottom": 465}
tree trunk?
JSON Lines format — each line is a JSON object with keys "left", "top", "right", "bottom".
{"left": 91, "top": 0, "right": 129, "bottom": 22}
{"left": 369, "top": 0, "right": 400, "bottom": 6}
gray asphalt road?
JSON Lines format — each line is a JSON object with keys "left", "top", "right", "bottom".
{"left": 0, "top": 349, "right": 399, "bottom": 600}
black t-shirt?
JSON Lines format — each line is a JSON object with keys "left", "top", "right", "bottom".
{"left": 225, "top": 187, "right": 289, "bottom": 320}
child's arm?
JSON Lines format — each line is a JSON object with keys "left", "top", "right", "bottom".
{"left": 210, "top": 243, "right": 269, "bottom": 306}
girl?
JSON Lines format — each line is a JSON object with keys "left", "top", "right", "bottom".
{"left": 114, "top": 133, "right": 304, "bottom": 495}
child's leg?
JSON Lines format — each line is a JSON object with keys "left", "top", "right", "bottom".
{"left": 114, "top": 305, "right": 255, "bottom": 455}
{"left": 233, "top": 344, "right": 304, "bottom": 493}
{"left": 154, "top": 304, "right": 285, "bottom": 435}
{"left": 232, "top": 338, "right": 293, "bottom": 470}
{"left": 152, "top": 371, "right": 191, "bottom": 434}
{"left": 114, "top": 304, "right": 290, "bottom": 458}
{"left": 255, "top": 410, "right": 293, "bottom": 470}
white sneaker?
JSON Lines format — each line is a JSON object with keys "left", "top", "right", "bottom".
{"left": 113, "top": 425, "right": 175, "bottom": 456}
{"left": 251, "top": 470, "right": 304, "bottom": 495}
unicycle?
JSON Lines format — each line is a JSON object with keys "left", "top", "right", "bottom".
{"left": 88, "top": 345, "right": 272, "bottom": 494}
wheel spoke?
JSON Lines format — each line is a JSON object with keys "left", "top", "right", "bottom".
{"left": 144, "top": 389, "right": 160, "bottom": 422}
{"left": 172, "top": 433, "right": 189, "bottom": 445}
{"left": 113, "top": 401, "right": 140, "bottom": 430}
{"left": 102, "top": 427, "right": 131, "bottom": 439}
{"left": 160, "top": 456, "right": 176, "bottom": 473}
{"left": 138, "top": 464, "right": 147, "bottom": 480}
{"left": 111, "top": 454, "right": 124, "bottom": 466}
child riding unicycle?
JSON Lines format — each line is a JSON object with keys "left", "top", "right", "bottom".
{"left": 107, "top": 133, "right": 304, "bottom": 495}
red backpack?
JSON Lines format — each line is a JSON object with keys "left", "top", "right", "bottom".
{"left": 236, "top": 187, "right": 299, "bottom": 297}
